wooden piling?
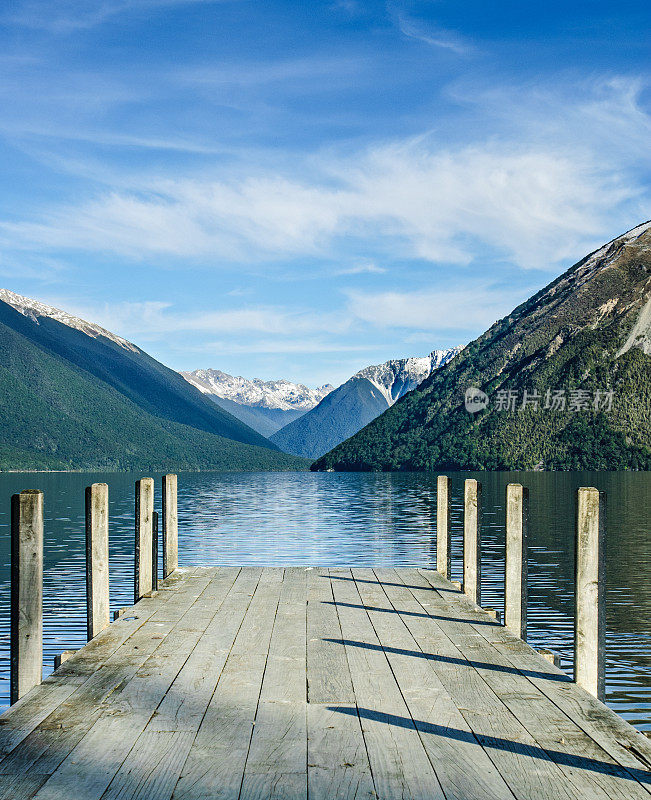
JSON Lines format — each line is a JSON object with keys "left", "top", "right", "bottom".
{"left": 134, "top": 477, "right": 154, "bottom": 603}
{"left": 152, "top": 510, "right": 159, "bottom": 592}
{"left": 10, "top": 490, "right": 44, "bottom": 704}
{"left": 463, "top": 478, "right": 481, "bottom": 605}
{"left": 505, "top": 483, "right": 528, "bottom": 639}
{"left": 54, "top": 650, "right": 77, "bottom": 670}
{"left": 537, "top": 648, "right": 562, "bottom": 668}
{"left": 85, "top": 482, "right": 110, "bottom": 641}
{"left": 162, "top": 473, "right": 178, "bottom": 578}
{"left": 575, "top": 486, "right": 606, "bottom": 701}
{"left": 436, "top": 475, "right": 451, "bottom": 579}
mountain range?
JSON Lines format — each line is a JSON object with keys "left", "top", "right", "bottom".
{"left": 181, "top": 369, "right": 333, "bottom": 437}
{"left": 270, "top": 348, "right": 461, "bottom": 459}
{"left": 0, "top": 290, "right": 305, "bottom": 471}
{"left": 313, "top": 222, "right": 651, "bottom": 472}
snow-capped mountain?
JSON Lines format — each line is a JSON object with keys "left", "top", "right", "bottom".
{"left": 181, "top": 369, "right": 333, "bottom": 410}
{"left": 0, "top": 289, "right": 138, "bottom": 352}
{"left": 353, "top": 348, "right": 461, "bottom": 407}
{"left": 180, "top": 368, "right": 334, "bottom": 437}
{"left": 270, "top": 346, "right": 462, "bottom": 459}
{"left": 0, "top": 288, "right": 299, "bottom": 470}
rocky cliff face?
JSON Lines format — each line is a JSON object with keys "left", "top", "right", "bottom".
{"left": 313, "top": 222, "right": 651, "bottom": 471}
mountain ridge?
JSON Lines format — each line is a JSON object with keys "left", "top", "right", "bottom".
{"left": 271, "top": 347, "right": 461, "bottom": 459}
{"left": 181, "top": 368, "right": 333, "bottom": 436}
{"left": 312, "top": 222, "right": 651, "bottom": 472}
{"left": 181, "top": 368, "right": 333, "bottom": 410}
{"left": 0, "top": 290, "right": 306, "bottom": 471}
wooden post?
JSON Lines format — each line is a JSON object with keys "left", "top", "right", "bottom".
{"left": 11, "top": 490, "right": 44, "bottom": 704}
{"left": 152, "top": 511, "right": 159, "bottom": 592}
{"left": 162, "top": 474, "right": 178, "bottom": 578}
{"left": 505, "top": 483, "right": 528, "bottom": 639}
{"left": 463, "top": 479, "right": 481, "bottom": 605}
{"left": 134, "top": 478, "right": 154, "bottom": 603}
{"left": 86, "top": 483, "right": 110, "bottom": 641}
{"left": 537, "top": 649, "right": 562, "bottom": 668}
{"left": 54, "top": 650, "right": 77, "bottom": 670}
{"left": 436, "top": 475, "right": 451, "bottom": 579}
{"left": 575, "top": 487, "right": 606, "bottom": 701}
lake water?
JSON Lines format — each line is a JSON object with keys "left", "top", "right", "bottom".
{"left": 0, "top": 470, "right": 648, "bottom": 731}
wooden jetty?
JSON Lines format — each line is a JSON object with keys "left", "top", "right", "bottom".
{"left": 1, "top": 478, "right": 650, "bottom": 800}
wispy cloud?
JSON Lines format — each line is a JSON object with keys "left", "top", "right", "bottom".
{"left": 346, "top": 284, "right": 530, "bottom": 331}
{"left": 198, "top": 339, "right": 377, "bottom": 355}
{"left": 334, "top": 262, "right": 387, "bottom": 276}
{"left": 1, "top": 77, "right": 648, "bottom": 275}
{"left": 41, "top": 298, "right": 353, "bottom": 342}
{"left": 395, "top": 12, "right": 475, "bottom": 56}
{"left": 3, "top": 0, "right": 239, "bottom": 33}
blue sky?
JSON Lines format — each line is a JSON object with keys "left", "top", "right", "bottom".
{"left": 0, "top": 0, "right": 649, "bottom": 386}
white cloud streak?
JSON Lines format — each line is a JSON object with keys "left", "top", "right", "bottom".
{"left": 395, "top": 13, "right": 474, "bottom": 56}
{"left": 45, "top": 299, "right": 353, "bottom": 342}
{"left": 333, "top": 262, "right": 387, "bottom": 276}
{"left": 1, "top": 78, "right": 648, "bottom": 273}
{"left": 346, "top": 284, "right": 529, "bottom": 331}
{"left": 4, "top": 0, "right": 239, "bottom": 33}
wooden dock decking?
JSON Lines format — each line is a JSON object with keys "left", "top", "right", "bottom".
{"left": 1, "top": 566, "right": 650, "bottom": 800}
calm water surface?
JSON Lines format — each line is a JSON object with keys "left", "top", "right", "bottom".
{"left": 0, "top": 471, "right": 648, "bottom": 731}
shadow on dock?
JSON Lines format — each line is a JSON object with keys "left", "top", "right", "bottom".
{"left": 331, "top": 706, "right": 651, "bottom": 785}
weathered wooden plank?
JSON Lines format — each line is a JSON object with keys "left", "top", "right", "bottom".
{"left": 102, "top": 731, "right": 195, "bottom": 800}
{"left": 395, "top": 567, "right": 648, "bottom": 800}
{"left": 0, "top": 570, "right": 209, "bottom": 776}
{"left": 148, "top": 566, "right": 253, "bottom": 731}
{"left": 173, "top": 568, "right": 285, "bottom": 800}
{"left": 0, "top": 569, "right": 196, "bottom": 763}
{"left": 306, "top": 568, "right": 355, "bottom": 704}
{"left": 386, "top": 568, "right": 603, "bottom": 800}
{"left": 358, "top": 567, "right": 516, "bottom": 800}
{"left": 0, "top": 773, "right": 49, "bottom": 800}
{"left": 330, "top": 568, "right": 446, "bottom": 800}
{"left": 415, "top": 574, "right": 648, "bottom": 799}
{"left": 307, "top": 703, "right": 376, "bottom": 800}
{"left": 23, "top": 571, "right": 222, "bottom": 799}
{"left": 239, "top": 567, "right": 308, "bottom": 800}
{"left": 415, "top": 567, "right": 651, "bottom": 794}
{"left": 0, "top": 565, "right": 647, "bottom": 800}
